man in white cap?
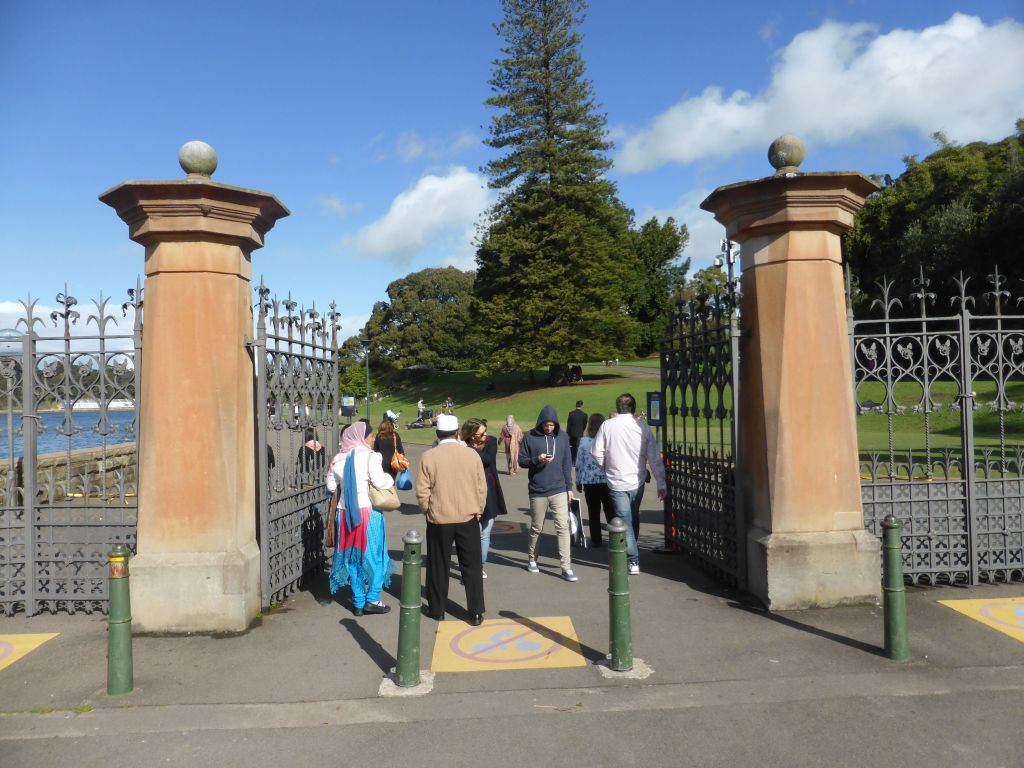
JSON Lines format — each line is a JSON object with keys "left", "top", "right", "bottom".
{"left": 415, "top": 413, "right": 488, "bottom": 625}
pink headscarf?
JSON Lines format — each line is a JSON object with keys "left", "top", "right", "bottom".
{"left": 340, "top": 421, "right": 369, "bottom": 454}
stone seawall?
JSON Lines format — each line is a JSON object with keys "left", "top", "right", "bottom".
{"left": 0, "top": 442, "right": 137, "bottom": 500}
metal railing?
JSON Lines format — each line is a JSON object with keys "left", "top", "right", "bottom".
{"left": 0, "top": 284, "right": 141, "bottom": 616}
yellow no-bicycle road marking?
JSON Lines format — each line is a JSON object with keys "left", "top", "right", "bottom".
{"left": 0, "top": 633, "right": 59, "bottom": 672}
{"left": 938, "top": 597, "right": 1024, "bottom": 644}
{"left": 431, "top": 615, "right": 586, "bottom": 672}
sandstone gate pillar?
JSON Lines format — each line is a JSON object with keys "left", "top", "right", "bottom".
{"left": 100, "top": 142, "right": 289, "bottom": 632}
{"left": 701, "top": 136, "right": 880, "bottom": 610}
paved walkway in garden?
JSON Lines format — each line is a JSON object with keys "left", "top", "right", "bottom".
{"left": 1, "top": 442, "right": 1023, "bottom": 767}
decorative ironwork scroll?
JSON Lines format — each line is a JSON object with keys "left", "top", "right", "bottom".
{"left": 851, "top": 266, "right": 1024, "bottom": 585}
{"left": 0, "top": 283, "right": 141, "bottom": 616}
{"left": 253, "top": 279, "right": 340, "bottom": 608}
{"left": 661, "top": 241, "right": 745, "bottom": 587}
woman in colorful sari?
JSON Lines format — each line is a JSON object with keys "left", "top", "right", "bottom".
{"left": 499, "top": 415, "right": 523, "bottom": 476}
{"left": 325, "top": 421, "right": 394, "bottom": 615}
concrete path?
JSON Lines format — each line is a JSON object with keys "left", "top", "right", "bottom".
{"left": 2, "top": 442, "right": 1023, "bottom": 767}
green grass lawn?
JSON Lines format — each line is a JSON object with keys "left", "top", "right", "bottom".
{"left": 855, "top": 379, "right": 1024, "bottom": 453}
{"left": 365, "top": 367, "right": 659, "bottom": 445}
{"left": 580, "top": 357, "right": 660, "bottom": 371}
{"left": 361, "top": 367, "right": 1023, "bottom": 456}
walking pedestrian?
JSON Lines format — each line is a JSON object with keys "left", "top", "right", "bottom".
{"left": 566, "top": 400, "right": 587, "bottom": 464}
{"left": 373, "top": 417, "right": 405, "bottom": 480}
{"left": 415, "top": 414, "right": 488, "bottom": 624}
{"left": 591, "top": 393, "right": 667, "bottom": 575}
{"left": 518, "top": 405, "right": 577, "bottom": 581}
{"left": 499, "top": 415, "right": 523, "bottom": 475}
{"left": 324, "top": 421, "right": 394, "bottom": 615}
{"left": 295, "top": 428, "right": 326, "bottom": 485}
{"left": 461, "top": 418, "right": 507, "bottom": 579}
{"left": 574, "top": 413, "right": 614, "bottom": 547}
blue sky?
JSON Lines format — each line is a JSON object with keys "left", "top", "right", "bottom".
{"left": 1, "top": 0, "right": 1021, "bottom": 341}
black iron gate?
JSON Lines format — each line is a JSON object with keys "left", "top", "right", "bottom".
{"left": 661, "top": 244, "right": 745, "bottom": 588}
{"left": 253, "top": 281, "right": 340, "bottom": 607}
{"left": 851, "top": 268, "right": 1024, "bottom": 584}
{"left": 0, "top": 286, "right": 141, "bottom": 616}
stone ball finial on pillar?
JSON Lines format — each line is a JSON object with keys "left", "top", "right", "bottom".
{"left": 768, "top": 134, "right": 805, "bottom": 176}
{"left": 178, "top": 140, "right": 218, "bottom": 178}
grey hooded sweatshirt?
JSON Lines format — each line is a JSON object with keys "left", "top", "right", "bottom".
{"left": 517, "top": 404, "right": 573, "bottom": 497}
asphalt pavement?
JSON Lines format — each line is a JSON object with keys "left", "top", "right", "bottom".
{"left": 1, "top": 441, "right": 1023, "bottom": 767}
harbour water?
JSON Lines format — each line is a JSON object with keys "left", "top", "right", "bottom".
{"left": 0, "top": 411, "right": 136, "bottom": 460}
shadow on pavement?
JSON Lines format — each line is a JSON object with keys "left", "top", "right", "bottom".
{"left": 339, "top": 617, "right": 396, "bottom": 673}
{"left": 727, "top": 601, "right": 886, "bottom": 657}
{"left": 298, "top": 568, "right": 337, "bottom": 606}
{"left": 497, "top": 610, "right": 606, "bottom": 663}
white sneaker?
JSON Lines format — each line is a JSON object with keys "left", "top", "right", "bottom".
{"left": 562, "top": 569, "right": 579, "bottom": 582}
{"left": 481, "top": 570, "right": 488, "bottom": 579}
{"left": 628, "top": 562, "right": 640, "bottom": 575}
{"left": 527, "top": 560, "right": 539, "bottom": 573}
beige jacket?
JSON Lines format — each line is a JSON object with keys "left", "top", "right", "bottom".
{"left": 415, "top": 440, "right": 487, "bottom": 525}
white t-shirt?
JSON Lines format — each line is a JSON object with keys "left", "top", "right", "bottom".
{"left": 591, "top": 414, "right": 666, "bottom": 493}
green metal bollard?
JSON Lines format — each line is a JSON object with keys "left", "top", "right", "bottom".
{"left": 107, "top": 543, "right": 134, "bottom": 695}
{"left": 607, "top": 517, "right": 633, "bottom": 671}
{"left": 396, "top": 530, "right": 423, "bottom": 687}
{"left": 881, "top": 515, "right": 909, "bottom": 662}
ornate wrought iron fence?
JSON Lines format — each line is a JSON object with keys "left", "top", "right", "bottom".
{"left": 253, "top": 280, "right": 339, "bottom": 608}
{"left": 851, "top": 267, "right": 1024, "bottom": 585}
{"left": 661, "top": 243, "right": 745, "bottom": 587}
{"left": 0, "top": 285, "right": 141, "bottom": 616}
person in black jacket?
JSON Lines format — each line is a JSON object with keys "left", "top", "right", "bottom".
{"left": 518, "top": 405, "right": 577, "bottom": 581}
{"left": 565, "top": 400, "right": 587, "bottom": 464}
{"left": 461, "top": 418, "right": 507, "bottom": 579}
{"left": 295, "top": 428, "right": 326, "bottom": 485}
{"left": 373, "top": 418, "right": 405, "bottom": 480}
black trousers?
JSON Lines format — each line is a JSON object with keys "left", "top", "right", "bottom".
{"left": 583, "top": 482, "right": 614, "bottom": 545}
{"left": 426, "top": 519, "right": 485, "bottom": 617}
{"left": 569, "top": 435, "right": 581, "bottom": 464}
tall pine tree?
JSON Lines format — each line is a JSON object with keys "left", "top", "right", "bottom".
{"left": 474, "top": 0, "right": 639, "bottom": 382}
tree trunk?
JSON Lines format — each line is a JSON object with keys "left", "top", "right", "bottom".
{"left": 548, "top": 363, "right": 569, "bottom": 386}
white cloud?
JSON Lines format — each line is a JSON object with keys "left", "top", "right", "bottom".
{"left": 448, "top": 130, "right": 479, "bottom": 155}
{"left": 316, "top": 194, "right": 363, "bottom": 218}
{"left": 354, "top": 166, "right": 492, "bottom": 264}
{"left": 438, "top": 224, "right": 481, "bottom": 271}
{"left": 336, "top": 314, "right": 371, "bottom": 344}
{"left": 396, "top": 131, "right": 427, "bottom": 162}
{"left": 616, "top": 14, "right": 1024, "bottom": 173}
{"left": 388, "top": 130, "right": 481, "bottom": 163}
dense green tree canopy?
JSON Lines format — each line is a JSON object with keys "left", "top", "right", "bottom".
{"left": 360, "top": 267, "right": 484, "bottom": 373}
{"left": 629, "top": 216, "right": 690, "bottom": 356}
{"left": 847, "top": 121, "right": 1024, "bottom": 314}
{"left": 475, "top": 0, "right": 642, "bottom": 380}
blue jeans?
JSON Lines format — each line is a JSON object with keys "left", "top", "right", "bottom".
{"left": 608, "top": 487, "right": 642, "bottom": 565}
{"left": 480, "top": 517, "right": 495, "bottom": 564}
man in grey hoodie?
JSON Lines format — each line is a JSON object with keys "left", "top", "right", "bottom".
{"left": 518, "top": 405, "right": 577, "bottom": 581}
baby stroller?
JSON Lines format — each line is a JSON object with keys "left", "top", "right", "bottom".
{"left": 406, "top": 408, "right": 434, "bottom": 429}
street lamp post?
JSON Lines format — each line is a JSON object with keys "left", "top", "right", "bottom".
{"left": 360, "top": 339, "right": 371, "bottom": 424}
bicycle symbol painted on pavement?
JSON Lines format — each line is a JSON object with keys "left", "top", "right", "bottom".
{"left": 431, "top": 616, "right": 587, "bottom": 672}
